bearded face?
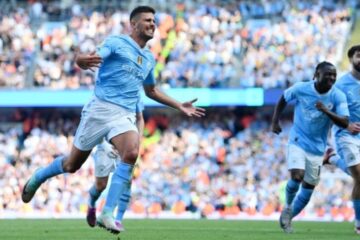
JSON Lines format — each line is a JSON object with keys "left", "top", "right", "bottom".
{"left": 351, "top": 50, "right": 360, "bottom": 72}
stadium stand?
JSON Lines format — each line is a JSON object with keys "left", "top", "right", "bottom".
{"left": 0, "top": 0, "right": 356, "bottom": 88}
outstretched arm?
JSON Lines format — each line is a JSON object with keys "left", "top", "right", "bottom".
{"left": 271, "top": 95, "right": 287, "bottom": 134}
{"left": 75, "top": 51, "right": 103, "bottom": 72}
{"left": 143, "top": 85, "right": 205, "bottom": 117}
{"left": 315, "top": 101, "right": 349, "bottom": 128}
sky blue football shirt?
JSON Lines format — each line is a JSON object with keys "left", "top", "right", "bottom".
{"left": 284, "top": 81, "right": 349, "bottom": 155}
{"left": 95, "top": 34, "right": 155, "bottom": 112}
{"left": 333, "top": 72, "right": 360, "bottom": 140}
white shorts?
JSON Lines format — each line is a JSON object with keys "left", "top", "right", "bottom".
{"left": 336, "top": 136, "right": 360, "bottom": 167}
{"left": 286, "top": 144, "right": 323, "bottom": 186}
{"left": 92, "top": 142, "right": 120, "bottom": 178}
{"left": 74, "top": 96, "right": 138, "bottom": 151}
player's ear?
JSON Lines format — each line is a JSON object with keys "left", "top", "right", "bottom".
{"left": 130, "top": 19, "right": 137, "bottom": 29}
{"left": 313, "top": 71, "right": 318, "bottom": 80}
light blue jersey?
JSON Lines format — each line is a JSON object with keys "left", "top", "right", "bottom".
{"left": 333, "top": 73, "right": 360, "bottom": 140}
{"left": 284, "top": 81, "right": 349, "bottom": 155}
{"left": 95, "top": 34, "right": 155, "bottom": 112}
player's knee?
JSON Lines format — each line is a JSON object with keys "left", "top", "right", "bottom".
{"left": 123, "top": 148, "right": 139, "bottom": 163}
{"left": 291, "top": 172, "right": 304, "bottom": 182}
{"left": 95, "top": 180, "right": 107, "bottom": 192}
{"left": 303, "top": 180, "right": 316, "bottom": 189}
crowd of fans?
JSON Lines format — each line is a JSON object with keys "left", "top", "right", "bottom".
{"left": 0, "top": 109, "right": 353, "bottom": 219}
{"left": 239, "top": 6, "right": 351, "bottom": 88}
{"left": 0, "top": 8, "right": 35, "bottom": 88}
{"left": 0, "top": 0, "right": 355, "bottom": 89}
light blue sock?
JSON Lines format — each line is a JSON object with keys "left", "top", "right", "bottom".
{"left": 353, "top": 200, "right": 360, "bottom": 223}
{"left": 285, "top": 179, "right": 301, "bottom": 207}
{"left": 102, "top": 162, "right": 133, "bottom": 214}
{"left": 116, "top": 182, "right": 131, "bottom": 221}
{"left": 330, "top": 155, "right": 350, "bottom": 176}
{"left": 292, "top": 186, "right": 313, "bottom": 218}
{"left": 35, "top": 155, "right": 65, "bottom": 183}
{"left": 89, "top": 185, "right": 102, "bottom": 208}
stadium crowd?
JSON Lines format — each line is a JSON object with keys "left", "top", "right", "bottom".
{"left": 0, "top": 8, "right": 35, "bottom": 88}
{"left": 0, "top": 109, "right": 353, "bottom": 219}
{"left": 0, "top": 0, "right": 354, "bottom": 89}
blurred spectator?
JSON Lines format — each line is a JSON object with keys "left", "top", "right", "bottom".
{"left": 0, "top": 0, "right": 354, "bottom": 89}
{"left": 239, "top": 4, "right": 351, "bottom": 88}
{"left": 0, "top": 9, "right": 35, "bottom": 88}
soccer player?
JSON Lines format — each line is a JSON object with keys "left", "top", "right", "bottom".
{"left": 86, "top": 100, "right": 144, "bottom": 231}
{"left": 22, "top": 5, "right": 205, "bottom": 234}
{"left": 324, "top": 45, "right": 360, "bottom": 234}
{"left": 271, "top": 61, "right": 349, "bottom": 233}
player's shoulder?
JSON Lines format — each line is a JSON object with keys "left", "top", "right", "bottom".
{"left": 103, "top": 34, "right": 128, "bottom": 45}
{"left": 338, "top": 72, "right": 352, "bottom": 81}
{"left": 294, "top": 81, "right": 310, "bottom": 87}
{"left": 337, "top": 72, "right": 354, "bottom": 86}
{"left": 288, "top": 81, "right": 311, "bottom": 91}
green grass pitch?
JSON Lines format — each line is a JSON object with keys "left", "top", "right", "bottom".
{"left": 0, "top": 219, "right": 359, "bottom": 240}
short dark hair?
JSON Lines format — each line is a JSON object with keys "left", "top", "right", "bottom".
{"left": 313, "top": 61, "right": 335, "bottom": 79}
{"left": 347, "top": 45, "right": 360, "bottom": 58}
{"left": 315, "top": 61, "right": 334, "bottom": 72}
{"left": 130, "top": 6, "right": 155, "bottom": 21}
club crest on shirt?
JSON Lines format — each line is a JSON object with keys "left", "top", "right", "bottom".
{"left": 327, "top": 103, "right": 333, "bottom": 109}
{"left": 137, "top": 56, "right": 142, "bottom": 65}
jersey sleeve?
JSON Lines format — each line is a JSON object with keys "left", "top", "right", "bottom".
{"left": 143, "top": 53, "right": 156, "bottom": 85}
{"left": 96, "top": 37, "right": 116, "bottom": 59}
{"left": 143, "top": 68, "right": 156, "bottom": 85}
{"left": 334, "top": 89, "right": 349, "bottom": 117}
{"left": 283, "top": 82, "right": 302, "bottom": 103}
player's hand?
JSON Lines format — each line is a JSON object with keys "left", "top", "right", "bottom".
{"left": 75, "top": 51, "right": 102, "bottom": 71}
{"left": 347, "top": 122, "right": 360, "bottom": 135}
{"left": 179, "top": 98, "right": 206, "bottom": 117}
{"left": 315, "top": 101, "right": 327, "bottom": 112}
{"left": 271, "top": 122, "right": 282, "bottom": 134}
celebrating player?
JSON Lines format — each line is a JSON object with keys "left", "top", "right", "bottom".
{"left": 22, "top": 5, "right": 205, "bottom": 234}
{"left": 323, "top": 45, "right": 360, "bottom": 234}
{"left": 271, "top": 61, "right": 349, "bottom": 233}
{"left": 86, "top": 99, "right": 144, "bottom": 231}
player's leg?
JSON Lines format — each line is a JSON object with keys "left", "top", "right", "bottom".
{"left": 285, "top": 170, "right": 303, "bottom": 207}
{"left": 114, "top": 180, "right": 132, "bottom": 230}
{"left": 291, "top": 181, "right": 315, "bottom": 217}
{"left": 323, "top": 147, "right": 350, "bottom": 175}
{"left": 87, "top": 176, "right": 108, "bottom": 227}
{"left": 22, "top": 145, "right": 91, "bottom": 203}
{"left": 97, "top": 131, "right": 139, "bottom": 234}
{"left": 291, "top": 154, "right": 322, "bottom": 219}
{"left": 284, "top": 145, "right": 306, "bottom": 208}
{"left": 87, "top": 143, "right": 116, "bottom": 227}
{"left": 280, "top": 144, "right": 305, "bottom": 233}
{"left": 22, "top": 97, "right": 109, "bottom": 203}
{"left": 350, "top": 164, "right": 360, "bottom": 234}
{"left": 280, "top": 169, "right": 303, "bottom": 233}
{"left": 336, "top": 139, "right": 360, "bottom": 233}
